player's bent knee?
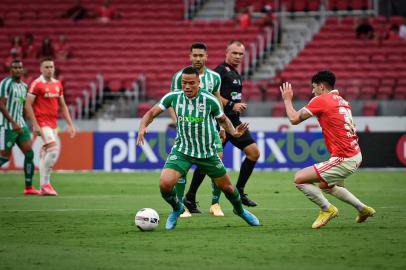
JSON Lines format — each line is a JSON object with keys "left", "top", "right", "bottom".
{"left": 293, "top": 171, "right": 303, "bottom": 184}
{"left": 159, "top": 181, "right": 173, "bottom": 192}
{"left": 220, "top": 184, "right": 234, "bottom": 194}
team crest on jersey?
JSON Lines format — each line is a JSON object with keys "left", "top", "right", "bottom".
{"left": 55, "top": 86, "right": 60, "bottom": 92}
{"left": 45, "top": 87, "right": 49, "bottom": 92}
{"left": 197, "top": 103, "right": 206, "bottom": 112}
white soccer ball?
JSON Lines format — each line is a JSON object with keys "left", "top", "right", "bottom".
{"left": 135, "top": 208, "right": 160, "bottom": 231}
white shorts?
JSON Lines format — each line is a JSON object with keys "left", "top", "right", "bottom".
{"left": 314, "top": 152, "right": 362, "bottom": 186}
{"left": 41, "top": 126, "right": 58, "bottom": 145}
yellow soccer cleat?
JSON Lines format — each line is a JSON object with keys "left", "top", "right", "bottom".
{"left": 180, "top": 208, "right": 192, "bottom": 218}
{"left": 312, "top": 205, "right": 339, "bottom": 229}
{"left": 209, "top": 203, "right": 224, "bottom": 217}
{"left": 356, "top": 206, "right": 376, "bottom": 223}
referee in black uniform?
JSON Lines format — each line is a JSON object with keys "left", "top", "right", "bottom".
{"left": 184, "top": 40, "right": 260, "bottom": 208}
{"left": 215, "top": 40, "right": 260, "bottom": 206}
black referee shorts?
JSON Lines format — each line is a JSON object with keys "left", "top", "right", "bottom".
{"left": 223, "top": 117, "right": 256, "bottom": 150}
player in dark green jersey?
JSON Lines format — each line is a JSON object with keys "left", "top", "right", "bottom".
{"left": 0, "top": 60, "right": 38, "bottom": 195}
{"left": 137, "top": 67, "right": 261, "bottom": 230}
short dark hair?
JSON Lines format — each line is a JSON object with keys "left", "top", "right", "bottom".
{"left": 182, "top": 66, "right": 199, "bottom": 77}
{"left": 10, "top": 59, "right": 22, "bottom": 67}
{"left": 190, "top": 42, "right": 207, "bottom": 51}
{"left": 40, "top": 57, "right": 54, "bottom": 64}
{"left": 311, "top": 70, "right": 336, "bottom": 89}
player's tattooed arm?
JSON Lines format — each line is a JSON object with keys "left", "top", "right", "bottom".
{"left": 298, "top": 108, "right": 312, "bottom": 122}
{"left": 217, "top": 115, "right": 235, "bottom": 135}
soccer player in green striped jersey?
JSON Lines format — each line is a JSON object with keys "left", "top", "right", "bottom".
{"left": 169, "top": 42, "right": 225, "bottom": 217}
{"left": 137, "top": 67, "right": 260, "bottom": 230}
{"left": 0, "top": 60, "right": 38, "bottom": 195}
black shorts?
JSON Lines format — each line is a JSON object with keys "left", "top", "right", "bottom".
{"left": 223, "top": 117, "right": 256, "bottom": 150}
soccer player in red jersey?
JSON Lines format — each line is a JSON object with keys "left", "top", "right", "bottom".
{"left": 25, "top": 57, "right": 76, "bottom": 196}
{"left": 280, "top": 70, "right": 375, "bottom": 229}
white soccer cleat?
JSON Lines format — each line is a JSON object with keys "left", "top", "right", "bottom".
{"left": 180, "top": 208, "right": 192, "bottom": 218}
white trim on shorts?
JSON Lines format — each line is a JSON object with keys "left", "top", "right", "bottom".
{"left": 313, "top": 152, "right": 362, "bottom": 186}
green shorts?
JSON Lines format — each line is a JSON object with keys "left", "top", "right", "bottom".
{"left": 164, "top": 149, "right": 227, "bottom": 179}
{"left": 3, "top": 126, "right": 32, "bottom": 151}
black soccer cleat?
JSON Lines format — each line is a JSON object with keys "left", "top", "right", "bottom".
{"left": 240, "top": 194, "right": 257, "bottom": 207}
{"left": 183, "top": 198, "right": 202, "bottom": 213}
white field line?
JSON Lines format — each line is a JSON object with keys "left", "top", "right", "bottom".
{"left": 0, "top": 206, "right": 400, "bottom": 213}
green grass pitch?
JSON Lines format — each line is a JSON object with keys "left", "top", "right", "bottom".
{"left": 0, "top": 171, "right": 405, "bottom": 270}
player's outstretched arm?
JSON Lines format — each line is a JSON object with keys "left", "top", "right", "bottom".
{"left": 280, "top": 82, "right": 312, "bottom": 125}
{"left": 137, "top": 105, "right": 163, "bottom": 145}
{"left": 217, "top": 115, "right": 248, "bottom": 138}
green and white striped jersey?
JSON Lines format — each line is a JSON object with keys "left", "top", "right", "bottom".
{"left": 0, "top": 77, "right": 28, "bottom": 130}
{"left": 170, "top": 66, "right": 221, "bottom": 95}
{"left": 159, "top": 90, "right": 224, "bottom": 158}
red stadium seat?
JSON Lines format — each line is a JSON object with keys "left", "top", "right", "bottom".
{"left": 376, "top": 86, "right": 393, "bottom": 100}
{"left": 393, "top": 86, "right": 406, "bottom": 100}
{"left": 362, "top": 101, "right": 379, "bottom": 116}
{"left": 136, "top": 102, "right": 154, "bottom": 117}
{"left": 359, "top": 86, "right": 376, "bottom": 99}
{"left": 271, "top": 102, "right": 286, "bottom": 116}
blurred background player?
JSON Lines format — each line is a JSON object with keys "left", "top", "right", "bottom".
{"left": 137, "top": 67, "right": 260, "bottom": 230}
{"left": 280, "top": 70, "right": 376, "bottom": 229}
{"left": 25, "top": 57, "right": 76, "bottom": 196}
{"left": 0, "top": 60, "right": 37, "bottom": 195}
{"left": 215, "top": 40, "right": 260, "bottom": 207}
{"left": 169, "top": 42, "right": 225, "bottom": 217}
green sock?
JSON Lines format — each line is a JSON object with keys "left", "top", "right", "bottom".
{"left": 175, "top": 176, "right": 187, "bottom": 202}
{"left": 0, "top": 156, "right": 8, "bottom": 166}
{"left": 211, "top": 179, "right": 221, "bottom": 205}
{"left": 224, "top": 187, "right": 244, "bottom": 215}
{"left": 161, "top": 188, "right": 182, "bottom": 211}
{"left": 24, "top": 151, "right": 34, "bottom": 187}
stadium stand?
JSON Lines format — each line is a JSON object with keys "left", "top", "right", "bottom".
{"left": 271, "top": 16, "right": 406, "bottom": 104}
{"left": 0, "top": 0, "right": 266, "bottom": 118}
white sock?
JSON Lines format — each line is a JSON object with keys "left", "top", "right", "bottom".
{"left": 296, "top": 184, "right": 331, "bottom": 210}
{"left": 325, "top": 185, "right": 366, "bottom": 211}
{"left": 40, "top": 145, "right": 58, "bottom": 186}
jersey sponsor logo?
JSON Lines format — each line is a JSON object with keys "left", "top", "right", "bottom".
{"left": 44, "top": 92, "right": 60, "bottom": 98}
{"left": 232, "top": 79, "right": 241, "bottom": 85}
{"left": 169, "top": 155, "right": 178, "bottom": 161}
{"left": 13, "top": 96, "right": 25, "bottom": 104}
{"left": 230, "top": 92, "right": 241, "bottom": 100}
{"left": 197, "top": 103, "right": 206, "bottom": 112}
{"left": 177, "top": 115, "right": 205, "bottom": 123}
